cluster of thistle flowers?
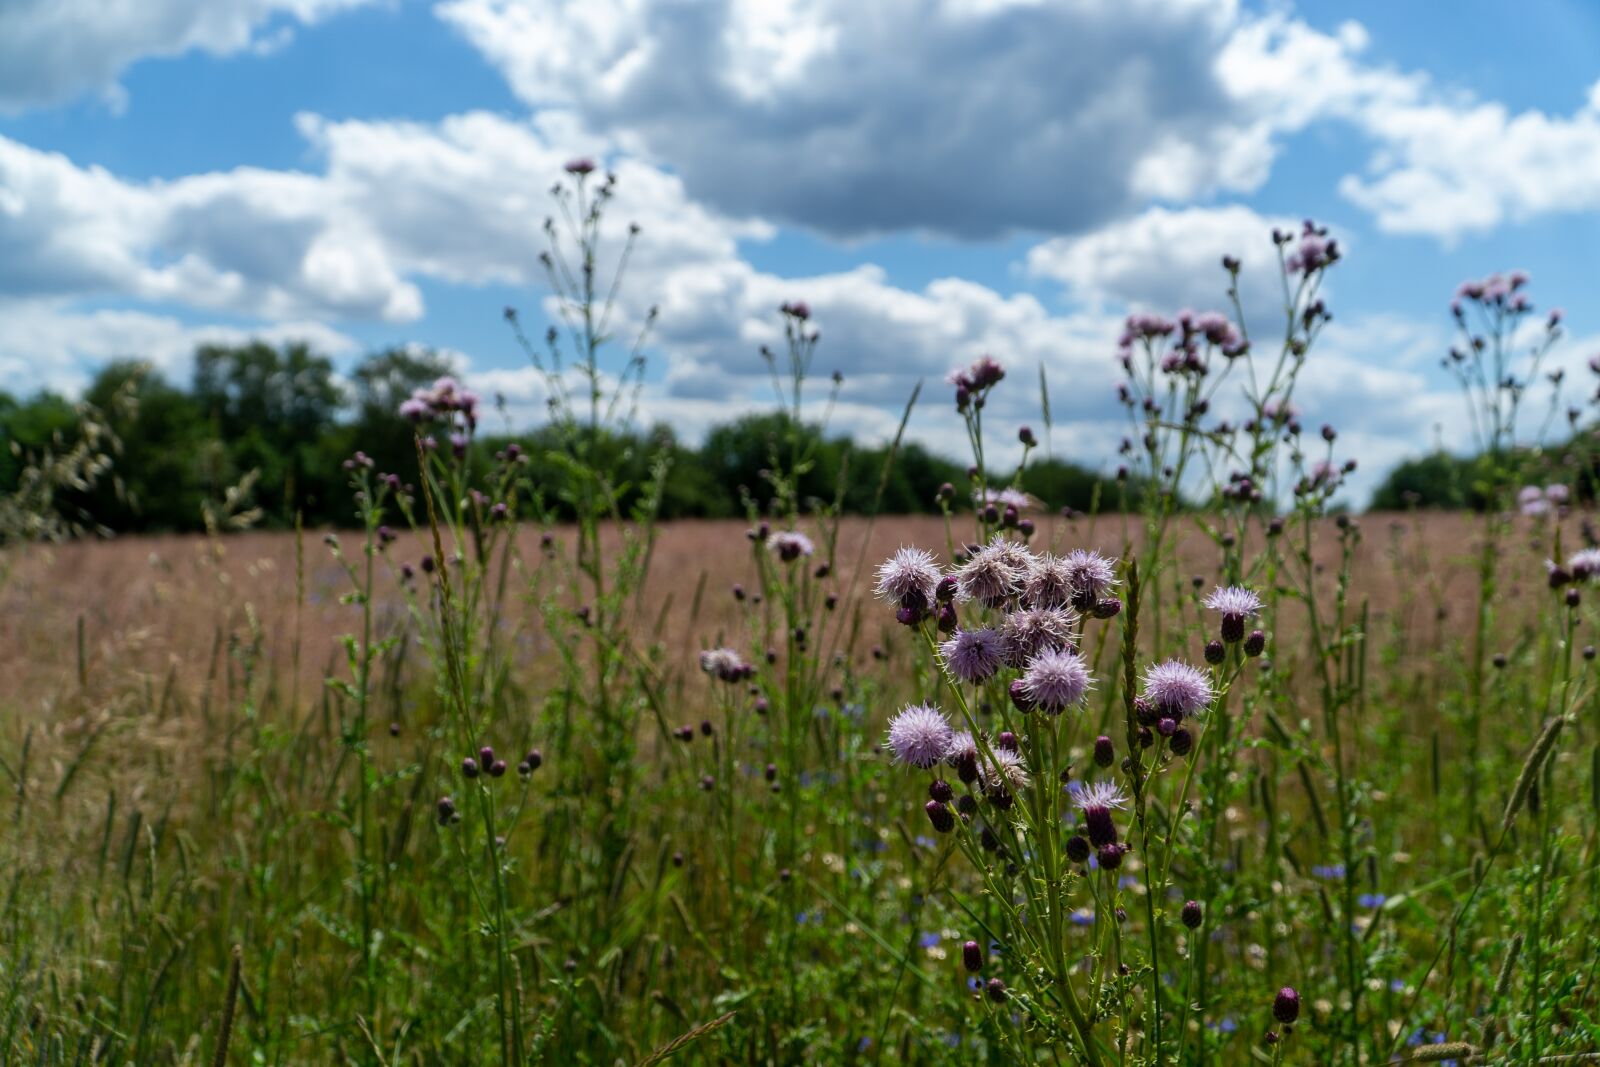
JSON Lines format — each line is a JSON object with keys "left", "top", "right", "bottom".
{"left": 1519, "top": 482, "right": 1571, "bottom": 518}
{"left": 1444, "top": 270, "right": 1564, "bottom": 438}
{"left": 946, "top": 353, "right": 1006, "bottom": 413}
{"left": 399, "top": 376, "right": 481, "bottom": 431}
{"left": 436, "top": 743, "right": 544, "bottom": 825}
{"left": 875, "top": 540, "right": 1265, "bottom": 852}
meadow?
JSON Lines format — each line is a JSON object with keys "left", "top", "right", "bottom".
{"left": 1, "top": 170, "right": 1597, "bottom": 1067}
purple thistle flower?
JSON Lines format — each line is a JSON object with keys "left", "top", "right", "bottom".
{"left": 945, "top": 730, "right": 980, "bottom": 783}
{"left": 1018, "top": 647, "right": 1093, "bottom": 713}
{"left": 954, "top": 536, "right": 1029, "bottom": 608}
{"left": 1022, "top": 553, "right": 1076, "bottom": 609}
{"left": 876, "top": 546, "right": 942, "bottom": 611}
{"left": 1072, "top": 780, "right": 1128, "bottom": 847}
{"left": 1001, "top": 607, "right": 1076, "bottom": 668}
{"left": 564, "top": 157, "right": 596, "bottom": 175}
{"left": 1062, "top": 549, "right": 1119, "bottom": 609}
{"left": 976, "top": 487, "right": 1035, "bottom": 511}
{"left": 886, "top": 704, "right": 954, "bottom": 769}
{"left": 1142, "top": 660, "right": 1214, "bottom": 717}
{"left": 1567, "top": 547, "right": 1600, "bottom": 580}
{"left": 699, "top": 647, "right": 752, "bottom": 683}
{"left": 769, "top": 530, "right": 815, "bottom": 562}
{"left": 1204, "top": 586, "right": 1263, "bottom": 642}
{"left": 977, "top": 746, "right": 1030, "bottom": 797}
{"left": 939, "top": 627, "right": 1007, "bottom": 684}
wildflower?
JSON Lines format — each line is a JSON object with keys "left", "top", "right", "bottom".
{"left": 461, "top": 757, "right": 479, "bottom": 779}
{"left": 436, "top": 796, "right": 457, "bottom": 825}
{"left": 1244, "top": 630, "right": 1266, "bottom": 657}
{"left": 699, "top": 647, "right": 752, "bottom": 683}
{"left": 1273, "top": 987, "right": 1300, "bottom": 1024}
{"left": 1204, "top": 639, "right": 1225, "bottom": 665}
{"left": 985, "top": 977, "right": 1007, "bottom": 1003}
{"left": 564, "top": 157, "right": 597, "bottom": 175}
{"left": 1001, "top": 607, "right": 1076, "bottom": 668}
{"left": 1062, "top": 549, "right": 1118, "bottom": 609}
{"left": 929, "top": 779, "right": 953, "bottom": 803}
{"left": 769, "top": 530, "right": 815, "bottom": 562}
{"left": 978, "top": 746, "right": 1031, "bottom": 798}
{"left": 1204, "top": 586, "right": 1263, "bottom": 642}
{"left": 1018, "top": 648, "right": 1093, "bottom": 713}
{"left": 1093, "top": 735, "right": 1115, "bottom": 768}
{"left": 1142, "top": 660, "right": 1214, "bottom": 718}
{"left": 1021, "top": 554, "right": 1074, "bottom": 609}
{"left": 1169, "top": 727, "right": 1194, "bottom": 757}
{"left": 939, "top": 627, "right": 1006, "bottom": 684}
{"left": 875, "top": 546, "right": 942, "bottom": 613}
{"left": 953, "top": 536, "right": 1029, "bottom": 607}
{"left": 945, "top": 731, "right": 980, "bottom": 783}
{"left": 925, "top": 799, "right": 955, "bottom": 834}
{"left": 780, "top": 300, "right": 811, "bottom": 320}
{"left": 886, "top": 704, "right": 955, "bottom": 768}
{"left": 1567, "top": 547, "right": 1600, "bottom": 580}
{"left": 1182, "top": 900, "right": 1204, "bottom": 929}
{"left": 1072, "top": 780, "right": 1128, "bottom": 847}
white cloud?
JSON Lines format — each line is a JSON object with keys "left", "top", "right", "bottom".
{"left": 0, "top": 298, "right": 359, "bottom": 395}
{"left": 0, "top": 0, "right": 379, "bottom": 111}
{"left": 436, "top": 0, "right": 1280, "bottom": 238}
{"left": 1025, "top": 204, "right": 1304, "bottom": 327}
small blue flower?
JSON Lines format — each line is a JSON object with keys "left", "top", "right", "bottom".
{"left": 1358, "top": 893, "right": 1387, "bottom": 908}
{"left": 918, "top": 932, "right": 940, "bottom": 949}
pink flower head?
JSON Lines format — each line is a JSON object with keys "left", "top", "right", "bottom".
{"left": 1018, "top": 647, "right": 1093, "bottom": 713}
{"left": 1141, "top": 660, "right": 1213, "bottom": 717}
{"left": 939, "top": 627, "right": 1007, "bottom": 684}
{"left": 886, "top": 704, "right": 955, "bottom": 769}
{"left": 876, "top": 546, "right": 942, "bottom": 612}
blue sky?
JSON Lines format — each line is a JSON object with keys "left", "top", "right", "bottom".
{"left": 2, "top": 0, "right": 1599, "bottom": 501}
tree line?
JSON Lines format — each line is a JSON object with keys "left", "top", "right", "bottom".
{"left": 0, "top": 342, "right": 1134, "bottom": 533}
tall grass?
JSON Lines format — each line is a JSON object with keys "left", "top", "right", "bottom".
{"left": 0, "top": 178, "right": 1597, "bottom": 1067}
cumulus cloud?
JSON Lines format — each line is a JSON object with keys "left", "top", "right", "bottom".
{"left": 1025, "top": 204, "right": 1306, "bottom": 327}
{"left": 436, "top": 0, "right": 1284, "bottom": 238}
{"left": 0, "top": 0, "right": 378, "bottom": 111}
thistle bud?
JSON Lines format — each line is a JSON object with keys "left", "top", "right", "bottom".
{"left": 929, "top": 779, "right": 953, "bottom": 803}
{"left": 925, "top": 799, "right": 955, "bottom": 834}
{"left": 962, "top": 940, "right": 983, "bottom": 973}
{"left": 985, "top": 977, "right": 1007, "bottom": 1003}
{"left": 1093, "top": 735, "right": 1115, "bottom": 768}
{"left": 1205, "top": 639, "right": 1225, "bottom": 665}
{"left": 1244, "top": 630, "right": 1266, "bottom": 657}
{"left": 1065, "top": 835, "right": 1091, "bottom": 863}
{"left": 1181, "top": 900, "right": 1204, "bottom": 929}
{"left": 1273, "top": 986, "right": 1300, "bottom": 1024}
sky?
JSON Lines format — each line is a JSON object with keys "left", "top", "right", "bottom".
{"left": 2, "top": 0, "right": 1599, "bottom": 503}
